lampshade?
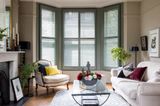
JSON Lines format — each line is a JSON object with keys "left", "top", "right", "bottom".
{"left": 0, "top": 0, "right": 5, "bottom": 13}
{"left": 131, "top": 46, "right": 139, "bottom": 52}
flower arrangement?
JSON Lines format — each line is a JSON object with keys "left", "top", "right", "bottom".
{"left": 77, "top": 71, "right": 102, "bottom": 81}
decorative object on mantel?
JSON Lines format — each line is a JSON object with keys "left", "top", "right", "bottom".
{"left": 111, "top": 47, "right": 131, "bottom": 66}
{"left": 0, "top": 28, "right": 7, "bottom": 52}
{"left": 77, "top": 61, "right": 102, "bottom": 88}
{"left": 140, "top": 36, "right": 148, "bottom": 51}
{"left": 11, "top": 23, "right": 20, "bottom": 51}
{"left": 149, "top": 28, "right": 160, "bottom": 57}
{"left": 130, "top": 46, "right": 139, "bottom": 67}
{"left": 11, "top": 77, "right": 24, "bottom": 102}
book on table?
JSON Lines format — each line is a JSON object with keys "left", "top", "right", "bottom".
{"left": 82, "top": 96, "right": 99, "bottom": 106}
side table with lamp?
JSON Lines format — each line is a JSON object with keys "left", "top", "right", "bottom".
{"left": 131, "top": 46, "right": 139, "bottom": 67}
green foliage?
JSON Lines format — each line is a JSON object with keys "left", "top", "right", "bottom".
{"left": 111, "top": 47, "right": 131, "bottom": 65}
{"left": 19, "top": 63, "right": 38, "bottom": 89}
{"left": 0, "top": 28, "right": 7, "bottom": 40}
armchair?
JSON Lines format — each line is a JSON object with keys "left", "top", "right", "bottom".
{"left": 34, "top": 59, "right": 70, "bottom": 95}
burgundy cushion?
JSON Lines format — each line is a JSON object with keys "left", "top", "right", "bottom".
{"left": 127, "top": 67, "right": 147, "bottom": 81}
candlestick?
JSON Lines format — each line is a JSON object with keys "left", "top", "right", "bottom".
{"left": 13, "top": 27, "right": 15, "bottom": 39}
{"left": 16, "top": 23, "right": 18, "bottom": 34}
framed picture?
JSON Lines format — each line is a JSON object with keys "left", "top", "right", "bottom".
{"left": 11, "top": 77, "right": 24, "bottom": 102}
{"left": 149, "top": 28, "right": 160, "bottom": 57}
{"left": 140, "top": 36, "right": 148, "bottom": 51}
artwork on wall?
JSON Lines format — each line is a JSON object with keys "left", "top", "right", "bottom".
{"left": 140, "top": 36, "right": 148, "bottom": 51}
{"left": 11, "top": 77, "right": 24, "bottom": 102}
{"left": 149, "top": 28, "right": 160, "bottom": 57}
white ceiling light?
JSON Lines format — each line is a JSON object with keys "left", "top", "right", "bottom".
{"left": 0, "top": 0, "right": 5, "bottom": 13}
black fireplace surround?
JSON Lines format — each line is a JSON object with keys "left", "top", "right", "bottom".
{"left": 0, "top": 63, "right": 10, "bottom": 104}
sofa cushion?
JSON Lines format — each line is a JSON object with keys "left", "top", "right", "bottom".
{"left": 38, "top": 64, "right": 49, "bottom": 76}
{"left": 127, "top": 67, "right": 147, "bottom": 81}
{"left": 45, "top": 66, "right": 60, "bottom": 75}
{"left": 117, "top": 70, "right": 126, "bottom": 78}
{"left": 148, "top": 70, "right": 160, "bottom": 82}
{"left": 118, "top": 82, "right": 139, "bottom": 99}
{"left": 43, "top": 74, "right": 69, "bottom": 84}
{"left": 111, "top": 77, "right": 139, "bottom": 88}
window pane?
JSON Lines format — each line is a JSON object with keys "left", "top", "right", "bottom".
{"left": 64, "top": 12, "right": 78, "bottom": 38}
{"left": 64, "top": 39, "right": 78, "bottom": 66}
{"left": 104, "top": 38, "right": 118, "bottom": 67}
{"left": 41, "top": 9, "right": 55, "bottom": 38}
{"left": 41, "top": 38, "right": 55, "bottom": 64}
{"left": 104, "top": 9, "right": 118, "bottom": 37}
{"left": 80, "top": 12, "right": 95, "bottom": 38}
{"left": 80, "top": 39, "right": 95, "bottom": 66}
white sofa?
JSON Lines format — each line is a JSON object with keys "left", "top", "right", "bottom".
{"left": 111, "top": 61, "right": 160, "bottom": 106}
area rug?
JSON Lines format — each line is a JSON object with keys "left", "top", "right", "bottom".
{"left": 49, "top": 90, "right": 130, "bottom": 106}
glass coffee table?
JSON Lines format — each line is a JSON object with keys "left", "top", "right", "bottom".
{"left": 71, "top": 80, "right": 110, "bottom": 106}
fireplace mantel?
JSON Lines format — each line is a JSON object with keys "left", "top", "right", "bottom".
{"left": 0, "top": 51, "right": 25, "bottom": 101}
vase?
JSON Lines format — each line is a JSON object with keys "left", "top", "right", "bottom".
{"left": 82, "top": 79, "right": 97, "bottom": 86}
{"left": 0, "top": 37, "right": 6, "bottom": 52}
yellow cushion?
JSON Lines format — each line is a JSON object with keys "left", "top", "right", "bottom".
{"left": 45, "top": 66, "right": 61, "bottom": 75}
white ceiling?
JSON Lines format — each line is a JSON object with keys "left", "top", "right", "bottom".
{"left": 20, "top": 0, "right": 141, "bottom": 8}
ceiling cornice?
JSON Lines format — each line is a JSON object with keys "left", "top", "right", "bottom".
{"left": 20, "top": 0, "right": 141, "bottom": 8}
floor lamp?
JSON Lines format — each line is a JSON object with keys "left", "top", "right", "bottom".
{"left": 131, "top": 46, "right": 139, "bottom": 67}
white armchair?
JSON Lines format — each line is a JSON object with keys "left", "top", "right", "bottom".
{"left": 34, "top": 59, "right": 70, "bottom": 95}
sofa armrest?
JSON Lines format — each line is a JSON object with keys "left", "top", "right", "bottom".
{"left": 111, "top": 67, "right": 122, "bottom": 77}
{"left": 138, "top": 82, "right": 160, "bottom": 96}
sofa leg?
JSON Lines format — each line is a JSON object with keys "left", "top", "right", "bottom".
{"left": 67, "top": 83, "right": 69, "bottom": 90}
{"left": 35, "top": 84, "right": 38, "bottom": 95}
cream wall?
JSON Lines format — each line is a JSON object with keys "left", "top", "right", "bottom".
{"left": 141, "top": 0, "right": 160, "bottom": 62}
{"left": 19, "top": 1, "right": 37, "bottom": 63}
{"left": 123, "top": 2, "right": 141, "bottom": 66}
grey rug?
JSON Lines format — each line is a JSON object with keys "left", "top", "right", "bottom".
{"left": 50, "top": 90, "right": 130, "bottom": 106}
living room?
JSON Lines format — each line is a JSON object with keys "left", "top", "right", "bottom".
{"left": 0, "top": 0, "right": 160, "bottom": 106}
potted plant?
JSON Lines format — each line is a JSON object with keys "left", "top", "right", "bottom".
{"left": 0, "top": 28, "right": 7, "bottom": 52}
{"left": 111, "top": 47, "right": 131, "bottom": 66}
{"left": 19, "top": 63, "right": 38, "bottom": 90}
{"left": 0, "top": 28, "right": 7, "bottom": 40}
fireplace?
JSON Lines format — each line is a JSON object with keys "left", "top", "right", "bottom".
{"left": 0, "top": 62, "right": 10, "bottom": 104}
{"left": 0, "top": 51, "right": 24, "bottom": 102}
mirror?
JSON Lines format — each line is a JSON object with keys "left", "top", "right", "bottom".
{"left": 0, "top": 0, "right": 11, "bottom": 49}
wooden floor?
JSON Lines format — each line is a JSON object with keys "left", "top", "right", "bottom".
{"left": 24, "top": 83, "right": 112, "bottom": 106}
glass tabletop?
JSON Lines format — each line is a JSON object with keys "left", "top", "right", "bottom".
{"left": 72, "top": 80, "right": 110, "bottom": 96}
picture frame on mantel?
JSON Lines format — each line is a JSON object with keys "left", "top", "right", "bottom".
{"left": 149, "top": 28, "right": 160, "bottom": 57}
{"left": 11, "top": 77, "right": 24, "bottom": 102}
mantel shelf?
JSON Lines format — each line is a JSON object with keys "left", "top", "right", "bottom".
{"left": 0, "top": 51, "right": 25, "bottom": 54}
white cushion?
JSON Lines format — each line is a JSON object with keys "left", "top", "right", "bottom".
{"left": 118, "top": 82, "right": 139, "bottom": 99}
{"left": 122, "top": 69, "right": 133, "bottom": 76}
{"left": 137, "top": 61, "right": 160, "bottom": 81}
{"left": 43, "top": 74, "right": 69, "bottom": 84}
{"left": 148, "top": 70, "right": 160, "bottom": 82}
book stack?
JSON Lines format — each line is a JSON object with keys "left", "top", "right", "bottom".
{"left": 82, "top": 96, "right": 99, "bottom": 106}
